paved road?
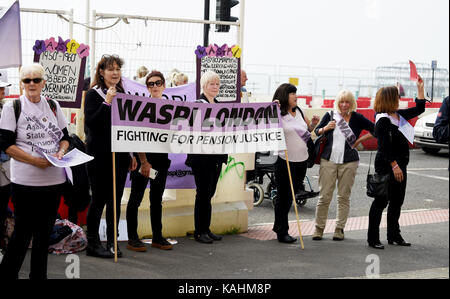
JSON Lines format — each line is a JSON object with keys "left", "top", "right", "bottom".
{"left": 248, "top": 149, "right": 449, "bottom": 226}
{"left": 9, "top": 149, "right": 450, "bottom": 283}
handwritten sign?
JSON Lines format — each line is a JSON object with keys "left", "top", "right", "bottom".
{"left": 196, "top": 44, "right": 241, "bottom": 103}
{"left": 33, "top": 37, "right": 88, "bottom": 108}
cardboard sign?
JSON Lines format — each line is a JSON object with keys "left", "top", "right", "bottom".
{"left": 196, "top": 44, "right": 241, "bottom": 103}
{"left": 33, "top": 37, "right": 89, "bottom": 108}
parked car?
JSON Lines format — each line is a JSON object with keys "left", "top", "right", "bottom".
{"left": 414, "top": 112, "right": 449, "bottom": 154}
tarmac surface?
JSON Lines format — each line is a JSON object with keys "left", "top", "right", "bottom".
{"left": 16, "top": 209, "right": 449, "bottom": 280}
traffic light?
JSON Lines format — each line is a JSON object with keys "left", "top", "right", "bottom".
{"left": 216, "top": 0, "right": 239, "bottom": 32}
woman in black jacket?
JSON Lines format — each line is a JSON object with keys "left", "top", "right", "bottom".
{"left": 185, "top": 71, "right": 227, "bottom": 244}
{"left": 84, "top": 55, "right": 136, "bottom": 258}
{"left": 367, "top": 76, "right": 426, "bottom": 249}
{"left": 126, "top": 70, "right": 172, "bottom": 252}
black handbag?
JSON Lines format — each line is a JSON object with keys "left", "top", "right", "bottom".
{"left": 366, "top": 151, "right": 389, "bottom": 198}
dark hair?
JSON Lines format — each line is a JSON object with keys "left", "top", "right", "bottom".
{"left": 91, "top": 54, "right": 124, "bottom": 92}
{"left": 272, "top": 83, "right": 297, "bottom": 116}
{"left": 374, "top": 86, "right": 399, "bottom": 113}
{"left": 145, "top": 70, "right": 165, "bottom": 86}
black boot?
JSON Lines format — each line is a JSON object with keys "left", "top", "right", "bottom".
{"left": 86, "top": 237, "right": 114, "bottom": 258}
{"left": 106, "top": 241, "right": 123, "bottom": 258}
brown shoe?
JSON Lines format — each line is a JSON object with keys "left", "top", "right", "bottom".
{"left": 126, "top": 239, "right": 147, "bottom": 252}
{"left": 152, "top": 238, "right": 173, "bottom": 250}
{"left": 333, "top": 228, "right": 345, "bottom": 241}
{"left": 312, "top": 226, "right": 324, "bottom": 240}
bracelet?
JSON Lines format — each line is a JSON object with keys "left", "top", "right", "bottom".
{"left": 392, "top": 164, "right": 399, "bottom": 171}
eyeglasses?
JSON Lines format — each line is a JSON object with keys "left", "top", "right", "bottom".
{"left": 147, "top": 80, "right": 164, "bottom": 88}
{"left": 101, "top": 54, "right": 120, "bottom": 59}
{"left": 22, "top": 78, "right": 43, "bottom": 84}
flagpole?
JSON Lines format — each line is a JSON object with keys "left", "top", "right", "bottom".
{"left": 112, "top": 152, "right": 118, "bottom": 262}
{"left": 284, "top": 150, "right": 305, "bottom": 250}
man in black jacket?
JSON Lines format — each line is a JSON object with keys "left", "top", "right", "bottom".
{"left": 433, "top": 96, "right": 449, "bottom": 143}
{"left": 433, "top": 96, "right": 449, "bottom": 171}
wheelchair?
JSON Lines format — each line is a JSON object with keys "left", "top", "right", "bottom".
{"left": 246, "top": 151, "right": 319, "bottom": 207}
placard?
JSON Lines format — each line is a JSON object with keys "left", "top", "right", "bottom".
{"left": 195, "top": 44, "right": 241, "bottom": 103}
{"left": 33, "top": 36, "right": 89, "bottom": 108}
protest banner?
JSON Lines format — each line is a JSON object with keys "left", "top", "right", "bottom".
{"left": 121, "top": 77, "right": 197, "bottom": 189}
{"left": 33, "top": 36, "right": 89, "bottom": 108}
{"left": 195, "top": 44, "right": 241, "bottom": 103}
{"left": 111, "top": 92, "right": 286, "bottom": 154}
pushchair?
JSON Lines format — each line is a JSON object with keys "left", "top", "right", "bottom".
{"left": 247, "top": 151, "right": 319, "bottom": 207}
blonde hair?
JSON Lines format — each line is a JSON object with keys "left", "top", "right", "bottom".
{"left": 200, "top": 71, "right": 220, "bottom": 92}
{"left": 173, "top": 72, "right": 188, "bottom": 86}
{"left": 335, "top": 90, "right": 357, "bottom": 113}
{"left": 136, "top": 66, "right": 149, "bottom": 78}
{"left": 20, "top": 63, "right": 45, "bottom": 80}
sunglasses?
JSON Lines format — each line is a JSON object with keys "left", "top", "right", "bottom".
{"left": 147, "top": 80, "right": 164, "bottom": 88}
{"left": 22, "top": 78, "right": 43, "bottom": 84}
{"left": 101, "top": 54, "right": 120, "bottom": 59}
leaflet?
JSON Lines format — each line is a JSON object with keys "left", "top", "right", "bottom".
{"left": 42, "top": 148, "right": 94, "bottom": 168}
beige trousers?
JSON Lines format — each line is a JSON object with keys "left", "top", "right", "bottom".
{"left": 314, "top": 159, "right": 359, "bottom": 230}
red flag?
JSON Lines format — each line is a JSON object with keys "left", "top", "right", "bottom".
{"left": 409, "top": 60, "right": 418, "bottom": 82}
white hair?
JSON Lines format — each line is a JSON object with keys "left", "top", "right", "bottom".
{"left": 20, "top": 63, "right": 45, "bottom": 80}
{"left": 200, "top": 71, "right": 220, "bottom": 92}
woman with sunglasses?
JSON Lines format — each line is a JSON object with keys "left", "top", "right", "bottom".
{"left": 185, "top": 71, "right": 228, "bottom": 244}
{"left": 84, "top": 55, "right": 137, "bottom": 258}
{"left": 0, "top": 63, "right": 70, "bottom": 279}
{"left": 367, "top": 76, "right": 426, "bottom": 249}
{"left": 126, "top": 70, "right": 172, "bottom": 252}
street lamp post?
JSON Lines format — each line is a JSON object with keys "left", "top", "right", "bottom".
{"left": 431, "top": 60, "right": 437, "bottom": 101}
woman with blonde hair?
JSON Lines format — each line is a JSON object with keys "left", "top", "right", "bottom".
{"left": 312, "top": 90, "right": 375, "bottom": 241}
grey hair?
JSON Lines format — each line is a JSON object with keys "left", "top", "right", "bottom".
{"left": 20, "top": 63, "right": 45, "bottom": 80}
{"left": 200, "top": 71, "right": 220, "bottom": 92}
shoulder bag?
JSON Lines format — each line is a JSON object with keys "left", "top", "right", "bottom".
{"left": 366, "top": 151, "right": 389, "bottom": 198}
{"left": 313, "top": 111, "right": 333, "bottom": 165}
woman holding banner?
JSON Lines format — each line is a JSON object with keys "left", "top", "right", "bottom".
{"left": 367, "top": 77, "right": 426, "bottom": 249}
{"left": 126, "top": 70, "right": 172, "bottom": 252}
{"left": 272, "top": 83, "right": 320, "bottom": 243}
{"left": 0, "top": 63, "right": 70, "bottom": 279}
{"left": 312, "top": 90, "right": 375, "bottom": 241}
{"left": 185, "top": 71, "right": 227, "bottom": 244}
{"left": 84, "top": 55, "right": 136, "bottom": 258}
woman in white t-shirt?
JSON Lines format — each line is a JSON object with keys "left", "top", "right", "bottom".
{"left": 273, "top": 83, "right": 320, "bottom": 243}
{"left": 0, "top": 63, "right": 70, "bottom": 279}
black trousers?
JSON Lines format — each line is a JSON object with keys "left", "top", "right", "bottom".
{"left": 368, "top": 162, "right": 408, "bottom": 243}
{"left": 191, "top": 162, "right": 222, "bottom": 236}
{"left": 0, "top": 184, "right": 11, "bottom": 248}
{"left": 126, "top": 167, "right": 168, "bottom": 241}
{"left": 86, "top": 153, "right": 129, "bottom": 244}
{"left": 273, "top": 157, "right": 307, "bottom": 236}
{"left": 0, "top": 183, "right": 63, "bottom": 279}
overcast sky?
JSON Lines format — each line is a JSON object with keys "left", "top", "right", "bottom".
{"left": 3, "top": 0, "right": 449, "bottom": 71}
